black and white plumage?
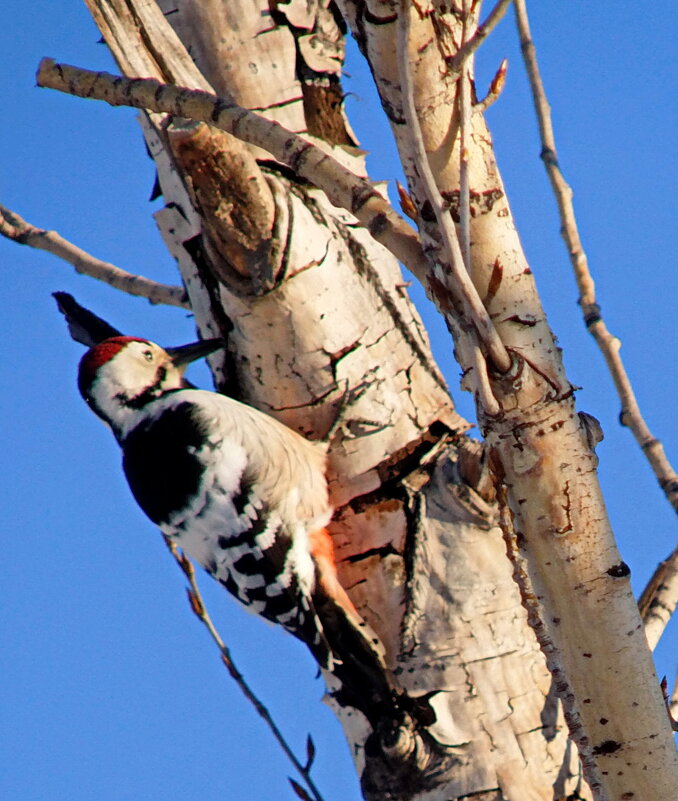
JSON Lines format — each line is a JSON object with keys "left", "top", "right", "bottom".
{"left": 77, "top": 335, "right": 402, "bottom": 726}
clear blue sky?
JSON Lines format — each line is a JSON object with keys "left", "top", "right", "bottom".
{"left": 2, "top": 4, "right": 676, "bottom": 800}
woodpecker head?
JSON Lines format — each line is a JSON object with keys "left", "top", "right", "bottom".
{"left": 78, "top": 336, "right": 222, "bottom": 438}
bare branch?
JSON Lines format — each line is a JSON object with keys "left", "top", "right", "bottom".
{"left": 513, "top": 0, "right": 678, "bottom": 514}
{"left": 0, "top": 202, "right": 187, "bottom": 308}
{"left": 445, "top": 0, "right": 512, "bottom": 74}
{"left": 639, "top": 545, "right": 678, "bottom": 651}
{"left": 36, "top": 57, "right": 514, "bottom": 379}
{"left": 163, "top": 536, "right": 326, "bottom": 801}
{"left": 36, "top": 58, "right": 429, "bottom": 293}
{"left": 396, "top": 2, "right": 511, "bottom": 377}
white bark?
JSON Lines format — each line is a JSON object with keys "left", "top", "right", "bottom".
{"left": 32, "top": 1, "right": 676, "bottom": 799}
{"left": 335, "top": 2, "right": 678, "bottom": 798}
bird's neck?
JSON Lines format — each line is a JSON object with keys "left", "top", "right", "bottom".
{"left": 93, "top": 382, "right": 187, "bottom": 443}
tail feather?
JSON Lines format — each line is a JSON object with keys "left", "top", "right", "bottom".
{"left": 306, "top": 528, "right": 404, "bottom": 727}
{"left": 312, "top": 591, "right": 402, "bottom": 728}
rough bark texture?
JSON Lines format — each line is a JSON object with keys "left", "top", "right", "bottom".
{"left": 74, "top": 1, "right": 677, "bottom": 800}
{"left": 335, "top": 2, "right": 678, "bottom": 799}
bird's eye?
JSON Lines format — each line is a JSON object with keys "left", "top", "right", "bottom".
{"left": 143, "top": 350, "right": 154, "bottom": 362}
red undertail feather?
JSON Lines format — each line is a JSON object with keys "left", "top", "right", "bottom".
{"left": 309, "top": 527, "right": 359, "bottom": 618}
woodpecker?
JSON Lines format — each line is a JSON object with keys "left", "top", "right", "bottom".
{"left": 77, "top": 334, "right": 404, "bottom": 727}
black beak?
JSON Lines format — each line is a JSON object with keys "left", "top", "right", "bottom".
{"left": 166, "top": 338, "right": 224, "bottom": 368}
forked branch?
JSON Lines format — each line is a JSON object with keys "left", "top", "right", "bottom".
{"left": 445, "top": 0, "right": 512, "bottom": 74}
{"left": 0, "top": 202, "right": 187, "bottom": 307}
{"left": 513, "top": 0, "right": 678, "bottom": 514}
{"left": 396, "top": 1, "right": 510, "bottom": 381}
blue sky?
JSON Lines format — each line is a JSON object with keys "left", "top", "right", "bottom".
{"left": 2, "top": 4, "right": 676, "bottom": 800}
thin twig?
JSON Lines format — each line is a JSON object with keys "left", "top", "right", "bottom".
{"left": 638, "top": 544, "right": 678, "bottom": 651}
{"left": 445, "top": 0, "right": 512, "bottom": 74}
{"left": 513, "top": 0, "right": 678, "bottom": 514}
{"left": 458, "top": 0, "right": 473, "bottom": 272}
{"left": 396, "top": 2, "right": 511, "bottom": 377}
{"left": 162, "top": 536, "right": 326, "bottom": 801}
{"left": 0, "top": 202, "right": 188, "bottom": 307}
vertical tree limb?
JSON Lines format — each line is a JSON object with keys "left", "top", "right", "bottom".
{"left": 396, "top": 0, "right": 510, "bottom": 380}
{"left": 458, "top": 0, "right": 474, "bottom": 273}
{"left": 337, "top": 3, "right": 678, "bottom": 798}
{"left": 330, "top": 0, "right": 678, "bottom": 797}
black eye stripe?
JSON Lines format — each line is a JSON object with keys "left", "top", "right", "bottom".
{"left": 123, "top": 365, "right": 169, "bottom": 409}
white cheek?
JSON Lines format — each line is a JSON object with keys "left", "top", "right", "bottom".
{"left": 123, "top": 359, "right": 158, "bottom": 390}
{"left": 91, "top": 372, "right": 127, "bottom": 415}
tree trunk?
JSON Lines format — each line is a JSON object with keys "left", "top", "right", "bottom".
{"left": 65, "top": 1, "right": 677, "bottom": 800}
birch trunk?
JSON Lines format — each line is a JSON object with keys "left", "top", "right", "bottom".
{"left": 70, "top": 1, "right": 677, "bottom": 800}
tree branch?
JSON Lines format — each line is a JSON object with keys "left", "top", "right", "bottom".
{"left": 639, "top": 544, "right": 678, "bottom": 651}
{"left": 0, "top": 202, "right": 188, "bottom": 307}
{"left": 458, "top": 0, "right": 473, "bottom": 273}
{"left": 36, "top": 59, "right": 428, "bottom": 288}
{"left": 163, "top": 536, "right": 326, "bottom": 801}
{"left": 35, "top": 57, "right": 512, "bottom": 377}
{"left": 396, "top": 2, "right": 510, "bottom": 380}
{"left": 513, "top": 0, "right": 678, "bottom": 514}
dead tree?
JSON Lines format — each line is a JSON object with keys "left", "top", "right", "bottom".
{"left": 4, "top": 2, "right": 677, "bottom": 800}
